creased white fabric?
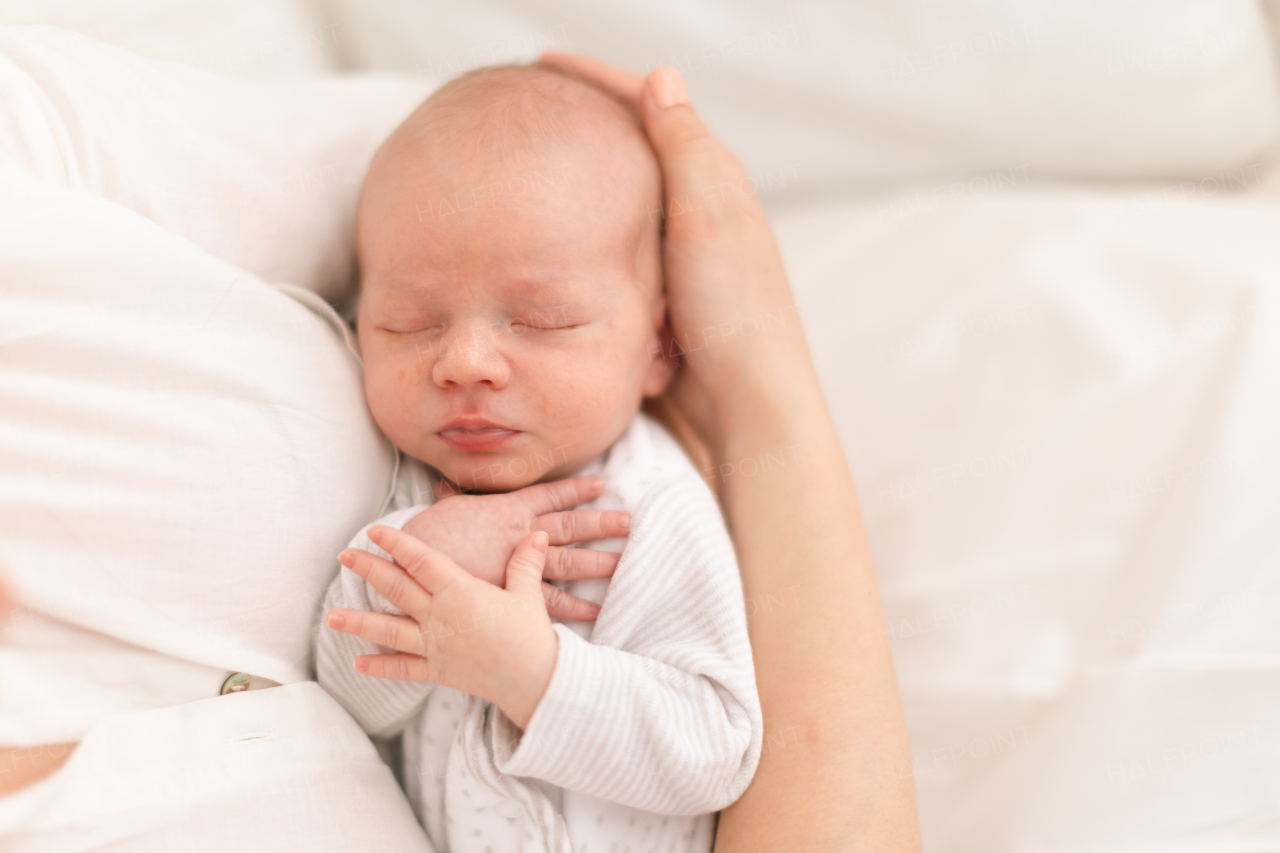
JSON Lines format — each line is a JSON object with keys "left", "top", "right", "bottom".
{"left": 0, "top": 24, "right": 428, "bottom": 303}
{"left": 0, "top": 682, "right": 436, "bottom": 853}
{"left": 316, "top": 414, "right": 762, "bottom": 853}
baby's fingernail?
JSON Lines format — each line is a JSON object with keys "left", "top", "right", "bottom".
{"left": 650, "top": 67, "right": 688, "bottom": 109}
{"left": 338, "top": 550, "right": 355, "bottom": 567}
{"left": 328, "top": 612, "right": 346, "bottom": 629}
{"left": 355, "top": 658, "right": 368, "bottom": 673}
{"left": 533, "top": 531, "right": 549, "bottom": 551}
{"left": 619, "top": 513, "right": 632, "bottom": 532}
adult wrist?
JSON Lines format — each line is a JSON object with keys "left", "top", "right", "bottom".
{"left": 686, "top": 342, "right": 828, "bottom": 467}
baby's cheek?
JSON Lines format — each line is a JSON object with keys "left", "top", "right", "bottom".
{"left": 371, "top": 354, "right": 430, "bottom": 447}
{"left": 542, "top": 351, "right": 639, "bottom": 456}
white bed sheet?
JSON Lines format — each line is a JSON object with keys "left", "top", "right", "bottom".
{"left": 771, "top": 187, "right": 1280, "bottom": 849}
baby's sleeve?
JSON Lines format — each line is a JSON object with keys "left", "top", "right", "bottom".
{"left": 314, "top": 505, "right": 436, "bottom": 738}
{"left": 488, "top": 475, "right": 763, "bottom": 815}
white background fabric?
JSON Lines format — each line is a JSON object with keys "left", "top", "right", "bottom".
{"left": 310, "top": 0, "right": 1280, "bottom": 197}
{"left": 773, "top": 189, "right": 1280, "bottom": 849}
{"left": 1, "top": 2, "right": 1279, "bottom": 850}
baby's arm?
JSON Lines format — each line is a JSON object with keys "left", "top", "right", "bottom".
{"left": 315, "top": 506, "right": 436, "bottom": 738}
{"left": 489, "top": 475, "right": 763, "bottom": 815}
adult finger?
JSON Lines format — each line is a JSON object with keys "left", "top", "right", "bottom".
{"left": 639, "top": 67, "right": 751, "bottom": 212}
{"left": 326, "top": 609, "right": 427, "bottom": 656}
{"left": 505, "top": 532, "right": 550, "bottom": 601}
{"left": 539, "top": 51, "right": 643, "bottom": 105}
{"left": 338, "top": 548, "right": 431, "bottom": 616}
{"left": 353, "top": 653, "right": 432, "bottom": 683}
{"left": 543, "top": 545, "right": 621, "bottom": 581}
{"left": 533, "top": 509, "right": 631, "bottom": 545}
{"left": 542, "top": 583, "right": 601, "bottom": 623}
{"left": 514, "top": 476, "right": 605, "bottom": 516}
{"left": 367, "top": 525, "right": 465, "bottom": 596}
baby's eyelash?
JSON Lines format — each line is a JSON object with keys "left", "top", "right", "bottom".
{"left": 380, "top": 325, "right": 441, "bottom": 336}
{"left": 510, "top": 319, "right": 581, "bottom": 331}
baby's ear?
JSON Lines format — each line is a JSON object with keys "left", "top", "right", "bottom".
{"left": 642, "top": 295, "right": 677, "bottom": 397}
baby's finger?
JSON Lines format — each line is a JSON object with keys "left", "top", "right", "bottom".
{"left": 543, "top": 545, "right": 621, "bottom": 581}
{"left": 533, "top": 509, "right": 632, "bottom": 545}
{"left": 539, "top": 51, "right": 643, "bottom": 106}
{"left": 338, "top": 548, "right": 431, "bottom": 616}
{"left": 516, "top": 476, "right": 605, "bottom": 516}
{"left": 326, "top": 609, "right": 427, "bottom": 656}
{"left": 367, "top": 525, "right": 465, "bottom": 596}
{"left": 505, "top": 532, "right": 550, "bottom": 602}
{"left": 353, "top": 653, "right": 433, "bottom": 683}
{"left": 543, "top": 583, "right": 602, "bottom": 623}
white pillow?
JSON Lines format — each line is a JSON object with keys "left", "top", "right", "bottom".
{"left": 0, "top": 168, "right": 393, "bottom": 687}
{"left": 0, "top": 25, "right": 428, "bottom": 303}
{"left": 0, "top": 25, "right": 428, "bottom": 689}
{"left": 314, "top": 0, "right": 1280, "bottom": 197}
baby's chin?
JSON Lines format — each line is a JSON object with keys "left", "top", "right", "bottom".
{"left": 429, "top": 452, "right": 574, "bottom": 494}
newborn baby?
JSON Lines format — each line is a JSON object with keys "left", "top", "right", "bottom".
{"left": 315, "top": 65, "right": 762, "bottom": 853}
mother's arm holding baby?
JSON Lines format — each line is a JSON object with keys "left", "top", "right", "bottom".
{"left": 328, "top": 57, "right": 922, "bottom": 851}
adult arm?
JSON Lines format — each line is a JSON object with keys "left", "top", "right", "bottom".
{"left": 541, "top": 54, "right": 922, "bottom": 852}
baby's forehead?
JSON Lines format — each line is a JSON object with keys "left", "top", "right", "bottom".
{"left": 360, "top": 66, "right": 662, "bottom": 302}
{"left": 375, "top": 65, "right": 658, "bottom": 206}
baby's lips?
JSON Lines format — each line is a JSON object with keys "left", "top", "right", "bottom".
{"left": 437, "top": 426, "right": 520, "bottom": 452}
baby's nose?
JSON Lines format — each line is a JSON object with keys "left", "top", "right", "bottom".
{"left": 430, "top": 323, "right": 511, "bottom": 389}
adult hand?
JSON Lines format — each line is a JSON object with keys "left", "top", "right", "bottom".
{"left": 539, "top": 53, "right": 805, "bottom": 457}
{"left": 402, "top": 475, "right": 628, "bottom": 622}
{"left": 327, "top": 525, "right": 557, "bottom": 730}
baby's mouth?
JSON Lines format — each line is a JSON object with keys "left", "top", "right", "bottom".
{"left": 437, "top": 423, "right": 519, "bottom": 452}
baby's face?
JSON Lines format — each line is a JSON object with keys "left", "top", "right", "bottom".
{"left": 357, "top": 138, "right": 669, "bottom": 492}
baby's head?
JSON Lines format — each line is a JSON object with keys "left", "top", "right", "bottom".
{"left": 356, "top": 65, "right": 671, "bottom": 492}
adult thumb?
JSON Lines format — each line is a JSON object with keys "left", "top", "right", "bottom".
{"left": 505, "top": 531, "right": 550, "bottom": 601}
{"left": 639, "top": 68, "right": 747, "bottom": 201}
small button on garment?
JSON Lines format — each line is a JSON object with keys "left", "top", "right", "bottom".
{"left": 219, "top": 673, "right": 282, "bottom": 695}
{"left": 221, "top": 673, "right": 252, "bottom": 694}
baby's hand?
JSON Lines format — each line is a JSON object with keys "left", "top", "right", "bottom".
{"left": 326, "top": 525, "right": 557, "bottom": 730}
{"left": 401, "top": 475, "right": 629, "bottom": 622}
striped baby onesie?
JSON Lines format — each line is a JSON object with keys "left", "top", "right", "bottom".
{"left": 315, "top": 413, "right": 762, "bottom": 853}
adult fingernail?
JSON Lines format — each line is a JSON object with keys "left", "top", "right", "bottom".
{"left": 651, "top": 67, "right": 689, "bottom": 108}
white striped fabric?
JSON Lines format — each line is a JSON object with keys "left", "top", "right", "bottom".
{"left": 314, "top": 414, "right": 762, "bottom": 853}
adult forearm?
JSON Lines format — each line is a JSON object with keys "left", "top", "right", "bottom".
{"left": 712, "top": 354, "right": 921, "bottom": 852}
